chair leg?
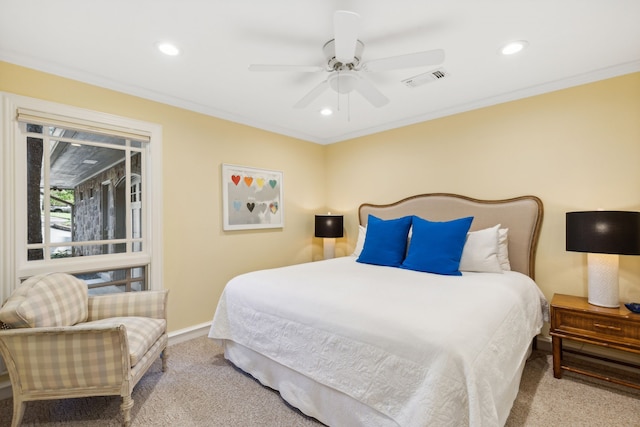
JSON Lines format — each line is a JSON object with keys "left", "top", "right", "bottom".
{"left": 11, "top": 398, "right": 26, "bottom": 427}
{"left": 121, "top": 394, "right": 134, "bottom": 427}
{"left": 161, "top": 348, "right": 168, "bottom": 372}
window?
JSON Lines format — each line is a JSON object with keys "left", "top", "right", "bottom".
{"left": 0, "top": 93, "right": 163, "bottom": 301}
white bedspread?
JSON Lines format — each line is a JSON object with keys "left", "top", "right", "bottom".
{"left": 209, "top": 257, "right": 546, "bottom": 426}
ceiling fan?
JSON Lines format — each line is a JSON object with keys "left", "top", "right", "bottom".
{"left": 248, "top": 10, "right": 445, "bottom": 109}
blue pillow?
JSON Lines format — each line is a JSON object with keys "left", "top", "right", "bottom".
{"left": 357, "top": 215, "right": 412, "bottom": 267}
{"left": 401, "top": 216, "right": 474, "bottom": 275}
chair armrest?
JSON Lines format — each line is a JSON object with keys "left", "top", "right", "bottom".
{"left": 87, "top": 290, "right": 168, "bottom": 321}
{"left": 0, "top": 325, "right": 130, "bottom": 393}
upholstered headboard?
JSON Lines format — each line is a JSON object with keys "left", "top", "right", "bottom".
{"left": 359, "top": 193, "right": 543, "bottom": 279}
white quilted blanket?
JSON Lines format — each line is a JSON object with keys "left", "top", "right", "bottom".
{"left": 209, "top": 257, "right": 545, "bottom": 426}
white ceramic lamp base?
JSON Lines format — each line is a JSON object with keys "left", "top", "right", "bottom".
{"left": 323, "top": 238, "right": 336, "bottom": 260}
{"left": 587, "top": 252, "right": 620, "bottom": 308}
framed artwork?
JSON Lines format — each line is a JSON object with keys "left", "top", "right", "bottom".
{"left": 222, "top": 163, "right": 284, "bottom": 230}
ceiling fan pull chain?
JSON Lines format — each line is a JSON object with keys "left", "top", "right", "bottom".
{"left": 337, "top": 71, "right": 341, "bottom": 112}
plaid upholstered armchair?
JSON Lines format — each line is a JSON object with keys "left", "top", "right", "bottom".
{"left": 0, "top": 272, "right": 168, "bottom": 427}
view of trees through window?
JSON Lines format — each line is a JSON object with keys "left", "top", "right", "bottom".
{"left": 51, "top": 188, "right": 74, "bottom": 209}
{"left": 49, "top": 189, "right": 74, "bottom": 258}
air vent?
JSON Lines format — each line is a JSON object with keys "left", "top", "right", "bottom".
{"left": 402, "top": 68, "right": 450, "bottom": 88}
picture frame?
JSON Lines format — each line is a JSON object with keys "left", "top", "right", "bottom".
{"left": 221, "top": 163, "right": 284, "bottom": 230}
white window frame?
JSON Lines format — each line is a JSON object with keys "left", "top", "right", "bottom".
{"left": 0, "top": 92, "right": 164, "bottom": 301}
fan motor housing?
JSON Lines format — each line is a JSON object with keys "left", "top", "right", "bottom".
{"left": 323, "top": 39, "right": 364, "bottom": 71}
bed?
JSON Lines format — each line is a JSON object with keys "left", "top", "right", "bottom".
{"left": 209, "top": 193, "right": 547, "bottom": 426}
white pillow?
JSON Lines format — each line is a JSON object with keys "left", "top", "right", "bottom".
{"left": 459, "top": 224, "right": 503, "bottom": 273}
{"left": 498, "top": 227, "right": 511, "bottom": 271}
{"left": 352, "top": 225, "right": 367, "bottom": 256}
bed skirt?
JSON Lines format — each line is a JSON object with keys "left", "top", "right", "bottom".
{"left": 222, "top": 339, "right": 532, "bottom": 427}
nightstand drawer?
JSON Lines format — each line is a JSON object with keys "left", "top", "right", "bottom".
{"left": 554, "top": 309, "right": 640, "bottom": 345}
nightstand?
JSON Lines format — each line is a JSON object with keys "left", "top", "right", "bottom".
{"left": 550, "top": 293, "right": 640, "bottom": 389}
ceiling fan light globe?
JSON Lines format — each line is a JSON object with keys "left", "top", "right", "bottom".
{"left": 328, "top": 71, "right": 359, "bottom": 94}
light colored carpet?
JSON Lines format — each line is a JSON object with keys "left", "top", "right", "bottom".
{"left": 1, "top": 336, "right": 639, "bottom": 426}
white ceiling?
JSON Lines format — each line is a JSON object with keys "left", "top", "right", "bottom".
{"left": 1, "top": 0, "right": 639, "bottom": 145}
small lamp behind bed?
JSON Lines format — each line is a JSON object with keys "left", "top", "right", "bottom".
{"left": 566, "top": 210, "right": 640, "bottom": 308}
{"left": 315, "top": 214, "right": 344, "bottom": 259}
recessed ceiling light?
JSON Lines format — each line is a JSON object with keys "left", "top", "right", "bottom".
{"left": 156, "top": 42, "right": 181, "bottom": 56}
{"left": 320, "top": 108, "right": 333, "bottom": 116}
{"left": 500, "top": 40, "right": 528, "bottom": 55}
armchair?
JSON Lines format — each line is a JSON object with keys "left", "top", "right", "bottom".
{"left": 0, "top": 272, "right": 168, "bottom": 427}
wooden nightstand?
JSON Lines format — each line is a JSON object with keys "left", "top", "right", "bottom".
{"left": 550, "top": 293, "right": 640, "bottom": 389}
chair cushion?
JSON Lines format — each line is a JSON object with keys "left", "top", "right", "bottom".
{"left": 82, "top": 316, "right": 166, "bottom": 367}
{"left": 0, "top": 273, "right": 88, "bottom": 328}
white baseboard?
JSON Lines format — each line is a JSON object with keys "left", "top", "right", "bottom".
{"left": 536, "top": 334, "right": 583, "bottom": 352}
{"left": 536, "top": 335, "right": 552, "bottom": 352}
{"left": 168, "top": 321, "right": 211, "bottom": 346}
{"left": 0, "top": 321, "right": 213, "bottom": 401}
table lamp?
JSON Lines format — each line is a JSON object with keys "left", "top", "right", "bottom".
{"left": 566, "top": 211, "right": 640, "bottom": 307}
{"left": 315, "top": 214, "right": 344, "bottom": 259}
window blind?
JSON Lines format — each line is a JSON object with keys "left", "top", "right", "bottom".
{"left": 16, "top": 108, "right": 151, "bottom": 142}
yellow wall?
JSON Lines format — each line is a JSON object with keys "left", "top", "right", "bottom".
{"left": 2, "top": 60, "right": 640, "bottom": 338}
{"left": 0, "top": 61, "right": 327, "bottom": 332}
{"left": 327, "top": 72, "right": 640, "bottom": 317}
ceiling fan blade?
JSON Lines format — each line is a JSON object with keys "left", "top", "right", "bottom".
{"left": 293, "top": 79, "right": 330, "bottom": 109}
{"left": 361, "top": 49, "right": 445, "bottom": 72}
{"left": 355, "top": 77, "right": 389, "bottom": 108}
{"left": 249, "top": 64, "right": 324, "bottom": 72}
{"left": 333, "top": 10, "right": 360, "bottom": 63}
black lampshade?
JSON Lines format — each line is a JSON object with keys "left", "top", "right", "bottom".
{"left": 566, "top": 211, "right": 640, "bottom": 255}
{"left": 315, "top": 215, "right": 344, "bottom": 238}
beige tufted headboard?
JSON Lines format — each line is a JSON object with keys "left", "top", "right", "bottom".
{"left": 359, "top": 193, "right": 544, "bottom": 279}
